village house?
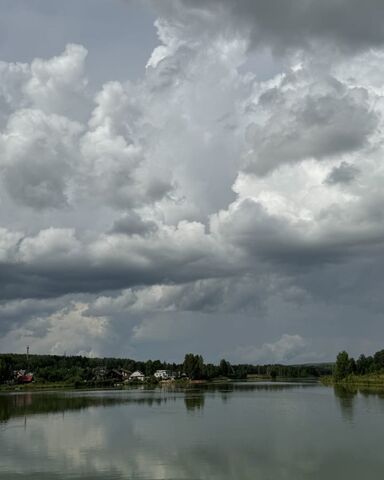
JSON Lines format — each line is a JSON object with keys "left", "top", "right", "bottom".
{"left": 129, "top": 371, "right": 145, "bottom": 381}
{"left": 93, "top": 367, "right": 132, "bottom": 382}
{"left": 154, "top": 370, "right": 176, "bottom": 380}
{"left": 120, "top": 369, "right": 132, "bottom": 380}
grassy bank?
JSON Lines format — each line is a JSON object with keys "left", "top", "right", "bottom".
{"left": 0, "top": 382, "right": 75, "bottom": 392}
{"left": 321, "top": 373, "right": 384, "bottom": 388}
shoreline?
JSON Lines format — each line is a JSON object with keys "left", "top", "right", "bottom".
{"left": 0, "top": 378, "right": 222, "bottom": 393}
{"left": 321, "top": 374, "right": 384, "bottom": 389}
{"left": 0, "top": 376, "right": 318, "bottom": 393}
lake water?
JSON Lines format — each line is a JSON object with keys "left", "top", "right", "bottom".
{"left": 1, "top": 382, "right": 384, "bottom": 479}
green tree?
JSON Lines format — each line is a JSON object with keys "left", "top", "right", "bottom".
{"left": 219, "top": 359, "right": 231, "bottom": 377}
{"left": 356, "top": 354, "right": 367, "bottom": 374}
{"left": 349, "top": 357, "right": 356, "bottom": 374}
{"left": 334, "top": 351, "right": 351, "bottom": 380}
{"left": 145, "top": 360, "right": 154, "bottom": 376}
{"left": 183, "top": 354, "right": 204, "bottom": 380}
{"left": 373, "top": 349, "right": 384, "bottom": 370}
{"left": 0, "top": 359, "right": 7, "bottom": 382}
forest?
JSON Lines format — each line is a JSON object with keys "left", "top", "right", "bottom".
{"left": 333, "top": 348, "right": 384, "bottom": 380}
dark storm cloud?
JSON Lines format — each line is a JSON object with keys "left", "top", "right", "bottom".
{"left": 111, "top": 211, "right": 158, "bottom": 236}
{"left": 0, "top": 225, "right": 238, "bottom": 302}
{"left": 0, "top": 296, "right": 67, "bottom": 335}
{"left": 289, "top": 247, "right": 384, "bottom": 316}
{"left": 325, "top": 162, "right": 360, "bottom": 185}
{"left": 215, "top": 197, "right": 384, "bottom": 270}
{"left": 133, "top": 277, "right": 268, "bottom": 314}
{"left": 162, "top": 0, "right": 384, "bottom": 53}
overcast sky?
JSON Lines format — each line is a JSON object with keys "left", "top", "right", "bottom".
{"left": 1, "top": 0, "right": 384, "bottom": 364}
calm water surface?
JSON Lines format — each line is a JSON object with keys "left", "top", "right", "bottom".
{"left": 1, "top": 382, "right": 384, "bottom": 479}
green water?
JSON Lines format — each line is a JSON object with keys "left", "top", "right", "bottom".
{"left": 1, "top": 382, "right": 383, "bottom": 479}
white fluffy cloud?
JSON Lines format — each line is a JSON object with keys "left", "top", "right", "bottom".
{"left": 25, "top": 44, "right": 89, "bottom": 118}
{"left": 0, "top": 109, "right": 83, "bottom": 208}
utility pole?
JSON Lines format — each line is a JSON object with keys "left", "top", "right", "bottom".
{"left": 26, "top": 345, "right": 29, "bottom": 370}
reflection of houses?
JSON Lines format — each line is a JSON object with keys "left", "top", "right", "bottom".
{"left": 129, "top": 371, "right": 145, "bottom": 382}
{"left": 154, "top": 370, "right": 177, "bottom": 380}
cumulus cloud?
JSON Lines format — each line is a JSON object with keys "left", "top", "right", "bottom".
{"left": 24, "top": 43, "right": 90, "bottom": 118}
{"left": 0, "top": 61, "right": 29, "bottom": 126}
{"left": 2, "top": 2, "right": 384, "bottom": 361}
{"left": 234, "top": 334, "right": 308, "bottom": 364}
{"left": 0, "top": 109, "right": 83, "bottom": 208}
{"left": 243, "top": 71, "right": 377, "bottom": 175}
{"left": 0, "top": 221, "right": 236, "bottom": 302}
{"left": 0, "top": 296, "right": 69, "bottom": 337}
{"left": 0, "top": 302, "right": 108, "bottom": 356}
{"left": 0, "top": 46, "right": 174, "bottom": 212}
{"left": 87, "top": 274, "right": 276, "bottom": 318}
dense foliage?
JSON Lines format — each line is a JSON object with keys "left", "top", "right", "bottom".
{"left": 334, "top": 348, "right": 384, "bottom": 380}
{"left": 0, "top": 352, "right": 332, "bottom": 385}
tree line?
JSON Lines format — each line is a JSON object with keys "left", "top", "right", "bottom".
{"left": 0, "top": 352, "right": 332, "bottom": 385}
{"left": 334, "top": 348, "right": 384, "bottom": 380}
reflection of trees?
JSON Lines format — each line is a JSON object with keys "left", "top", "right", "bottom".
{"left": 184, "top": 394, "right": 205, "bottom": 412}
{"left": 186, "top": 382, "right": 315, "bottom": 394}
{"left": 333, "top": 384, "right": 384, "bottom": 422}
{"left": 182, "top": 382, "right": 314, "bottom": 411}
{"left": 359, "top": 387, "right": 384, "bottom": 400}
{"left": 0, "top": 381, "right": 320, "bottom": 423}
{"left": 333, "top": 385, "right": 357, "bottom": 422}
{"left": 0, "top": 392, "right": 174, "bottom": 424}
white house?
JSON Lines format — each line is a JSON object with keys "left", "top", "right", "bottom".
{"left": 130, "top": 371, "right": 145, "bottom": 381}
{"left": 154, "top": 370, "right": 176, "bottom": 380}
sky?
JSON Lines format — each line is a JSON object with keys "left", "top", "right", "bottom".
{"left": 1, "top": 0, "right": 384, "bottom": 364}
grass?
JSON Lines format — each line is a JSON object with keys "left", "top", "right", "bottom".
{"left": 321, "top": 373, "right": 384, "bottom": 388}
{"left": 0, "top": 382, "right": 73, "bottom": 392}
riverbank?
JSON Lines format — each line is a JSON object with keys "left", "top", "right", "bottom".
{"left": 321, "top": 373, "right": 384, "bottom": 388}
{"left": 0, "top": 377, "right": 230, "bottom": 392}
{"left": 0, "top": 382, "right": 79, "bottom": 392}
